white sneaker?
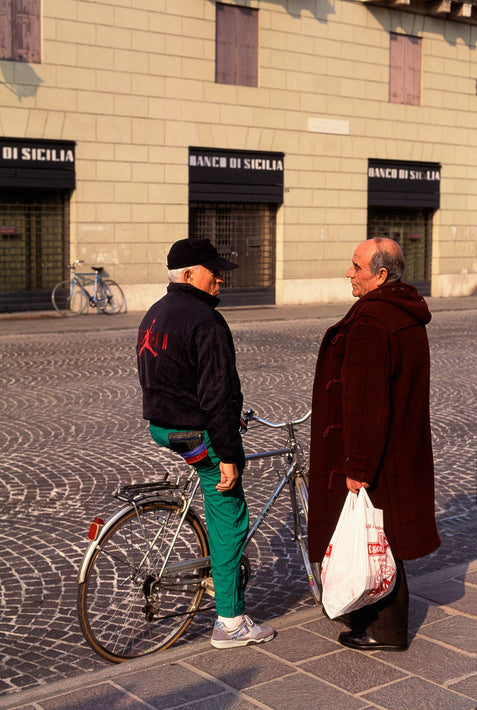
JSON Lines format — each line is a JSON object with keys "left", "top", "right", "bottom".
{"left": 210, "top": 615, "right": 275, "bottom": 649}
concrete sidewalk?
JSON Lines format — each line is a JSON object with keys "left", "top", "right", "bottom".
{"left": 0, "top": 562, "right": 475, "bottom": 710}
{"left": 0, "top": 294, "right": 476, "bottom": 336}
{"left": 0, "top": 294, "right": 475, "bottom": 709}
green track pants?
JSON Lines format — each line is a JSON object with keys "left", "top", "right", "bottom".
{"left": 149, "top": 423, "right": 249, "bottom": 618}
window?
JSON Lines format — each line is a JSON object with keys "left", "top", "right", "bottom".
{"left": 389, "top": 33, "right": 421, "bottom": 106}
{"left": 0, "top": 191, "right": 69, "bottom": 312}
{"left": 0, "top": 0, "right": 41, "bottom": 63}
{"left": 216, "top": 3, "right": 258, "bottom": 87}
{"left": 367, "top": 208, "right": 432, "bottom": 294}
{"left": 189, "top": 202, "right": 276, "bottom": 305}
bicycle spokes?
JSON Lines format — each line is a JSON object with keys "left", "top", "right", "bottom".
{"left": 78, "top": 501, "right": 208, "bottom": 661}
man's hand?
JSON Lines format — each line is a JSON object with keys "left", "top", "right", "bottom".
{"left": 346, "top": 477, "right": 370, "bottom": 494}
{"left": 216, "top": 462, "right": 239, "bottom": 492}
{"left": 239, "top": 417, "right": 248, "bottom": 433}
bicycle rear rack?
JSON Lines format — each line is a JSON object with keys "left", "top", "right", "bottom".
{"left": 114, "top": 481, "right": 179, "bottom": 503}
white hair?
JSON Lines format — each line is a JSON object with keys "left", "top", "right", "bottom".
{"left": 168, "top": 265, "right": 201, "bottom": 283}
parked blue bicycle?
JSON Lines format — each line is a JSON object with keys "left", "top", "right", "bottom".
{"left": 51, "top": 260, "right": 125, "bottom": 316}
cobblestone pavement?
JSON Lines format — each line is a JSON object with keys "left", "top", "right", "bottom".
{"left": 0, "top": 308, "right": 475, "bottom": 696}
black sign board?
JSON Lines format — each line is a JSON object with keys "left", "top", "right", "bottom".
{"left": 189, "top": 147, "right": 284, "bottom": 203}
{"left": 368, "top": 159, "right": 440, "bottom": 208}
{"left": 0, "top": 138, "right": 76, "bottom": 190}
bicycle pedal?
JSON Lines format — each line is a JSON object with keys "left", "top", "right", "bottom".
{"left": 202, "top": 576, "right": 215, "bottom": 598}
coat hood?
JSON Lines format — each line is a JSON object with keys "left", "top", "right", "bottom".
{"left": 344, "top": 282, "right": 431, "bottom": 332}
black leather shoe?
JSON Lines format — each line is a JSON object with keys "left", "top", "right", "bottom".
{"left": 338, "top": 631, "right": 408, "bottom": 652}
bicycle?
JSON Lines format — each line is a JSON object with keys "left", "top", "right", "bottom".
{"left": 77, "top": 408, "right": 321, "bottom": 663}
{"left": 51, "top": 260, "right": 126, "bottom": 316}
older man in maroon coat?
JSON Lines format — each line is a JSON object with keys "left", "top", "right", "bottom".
{"left": 308, "top": 237, "right": 440, "bottom": 651}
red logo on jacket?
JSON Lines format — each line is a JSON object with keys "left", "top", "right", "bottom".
{"left": 138, "top": 319, "right": 169, "bottom": 358}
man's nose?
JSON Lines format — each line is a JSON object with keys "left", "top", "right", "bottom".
{"left": 346, "top": 266, "right": 354, "bottom": 278}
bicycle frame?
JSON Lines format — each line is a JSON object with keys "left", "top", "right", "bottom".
{"left": 53, "top": 259, "right": 125, "bottom": 317}
{"left": 140, "top": 412, "right": 310, "bottom": 580}
{"left": 77, "top": 411, "right": 311, "bottom": 586}
{"left": 70, "top": 270, "right": 101, "bottom": 305}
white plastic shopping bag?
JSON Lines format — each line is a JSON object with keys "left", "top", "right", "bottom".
{"left": 321, "top": 488, "right": 396, "bottom": 619}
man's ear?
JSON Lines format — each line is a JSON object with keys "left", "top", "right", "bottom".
{"left": 377, "top": 267, "right": 388, "bottom": 286}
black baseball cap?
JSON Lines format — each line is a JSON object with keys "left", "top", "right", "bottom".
{"left": 167, "top": 238, "right": 238, "bottom": 271}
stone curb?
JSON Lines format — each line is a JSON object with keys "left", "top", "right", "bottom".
{"left": 0, "top": 560, "right": 474, "bottom": 709}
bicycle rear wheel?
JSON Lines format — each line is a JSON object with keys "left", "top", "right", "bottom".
{"left": 51, "top": 280, "right": 88, "bottom": 316}
{"left": 291, "top": 474, "right": 322, "bottom": 604}
{"left": 98, "top": 278, "right": 125, "bottom": 315}
{"left": 78, "top": 500, "right": 209, "bottom": 662}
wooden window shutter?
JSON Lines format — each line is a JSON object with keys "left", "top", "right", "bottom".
{"left": 236, "top": 7, "right": 258, "bottom": 87}
{"left": 404, "top": 35, "right": 421, "bottom": 106}
{"left": 390, "top": 33, "right": 405, "bottom": 104}
{"left": 390, "top": 33, "right": 421, "bottom": 106}
{"left": 216, "top": 3, "right": 258, "bottom": 87}
{"left": 0, "top": 0, "right": 13, "bottom": 60}
{"left": 216, "top": 4, "right": 236, "bottom": 84}
{"left": 14, "top": 0, "right": 41, "bottom": 63}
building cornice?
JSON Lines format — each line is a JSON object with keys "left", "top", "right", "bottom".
{"left": 360, "top": 0, "right": 477, "bottom": 25}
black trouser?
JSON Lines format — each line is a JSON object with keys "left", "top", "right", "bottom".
{"left": 349, "top": 559, "right": 409, "bottom": 646}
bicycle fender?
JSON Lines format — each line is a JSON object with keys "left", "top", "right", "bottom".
{"left": 77, "top": 496, "right": 202, "bottom": 584}
{"left": 77, "top": 504, "right": 132, "bottom": 584}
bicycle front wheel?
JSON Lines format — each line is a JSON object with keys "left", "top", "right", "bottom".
{"left": 51, "top": 280, "right": 88, "bottom": 316}
{"left": 78, "top": 500, "right": 209, "bottom": 663}
{"left": 98, "top": 278, "right": 125, "bottom": 315}
{"left": 292, "top": 474, "right": 322, "bottom": 604}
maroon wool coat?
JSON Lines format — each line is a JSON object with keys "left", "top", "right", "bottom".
{"left": 308, "top": 282, "right": 440, "bottom": 564}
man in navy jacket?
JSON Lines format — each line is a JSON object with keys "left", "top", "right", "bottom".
{"left": 137, "top": 238, "right": 275, "bottom": 648}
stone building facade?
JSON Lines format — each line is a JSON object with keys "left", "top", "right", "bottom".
{"left": 0, "top": 0, "right": 476, "bottom": 311}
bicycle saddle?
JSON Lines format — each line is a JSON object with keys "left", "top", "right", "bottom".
{"left": 91, "top": 266, "right": 104, "bottom": 272}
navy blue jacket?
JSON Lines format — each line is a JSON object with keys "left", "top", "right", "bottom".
{"left": 137, "top": 282, "right": 243, "bottom": 463}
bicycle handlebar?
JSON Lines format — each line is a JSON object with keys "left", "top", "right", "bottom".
{"left": 242, "top": 408, "right": 311, "bottom": 429}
